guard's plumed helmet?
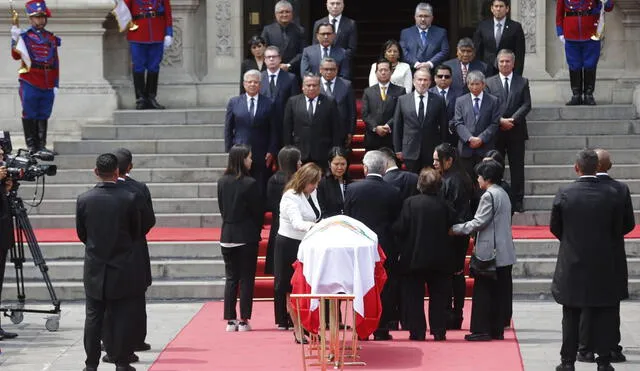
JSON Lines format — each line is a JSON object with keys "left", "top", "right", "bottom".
{"left": 25, "top": 0, "right": 52, "bottom": 18}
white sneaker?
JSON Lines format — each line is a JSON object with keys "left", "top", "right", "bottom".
{"left": 226, "top": 320, "right": 238, "bottom": 332}
{"left": 238, "top": 321, "right": 252, "bottom": 332}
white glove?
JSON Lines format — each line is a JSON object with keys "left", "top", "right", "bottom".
{"left": 602, "top": 0, "right": 608, "bottom": 4}
{"left": 54, "top": 87, "right": 58, "bottom": 96}
{"left": 559, "top": 35, "right": 565, "bottom": 45}
{"left": 11, "top": 26, "right": 21, "bottom": 42}
{"left": 164, "top": 35, "right": 173, "bottom": 49}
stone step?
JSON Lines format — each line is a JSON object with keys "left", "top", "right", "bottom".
{"left": 27, "top": 213, "right": 221, "bottom": 229}
{"left": 505, "top": 164, "right": 640, "bottom": 181}
{"left": 50, "top": 153, "right": 228, "bottom": 169}
{"left": 82, "top": 124, "right": 225, "bottom": 140}
{"left": 27, "top": 198, "right": 218, "bottom": 215}
{"left": 18, "top": 183, "right": 217, "bottom": 199}
{"left": 525, "top": 179, "right": 640, "bottom": 195}
{"left": 113, "top": 108, "right": 226, "bottom": 125}
{"left": 33, "top": 241, "right": 222, "bottom": 260}
{"left": 3, "top": 259, "right": 226, "bottom": 282}
{"left": 513, "top": 239, "right": 640, "bottom": 258}
{"left": 513, "top": 258, "right": 640, "bottom": 279}
{"left": 512, "top": 211, "right": 640, "bottom": 226}
{"left": 45, "top": 168, "right": 223, "bottom": 183}
{"left": 527, "top": 105, "right": 637, "bottom": 122}
{"left": 526, "top": 135, "right": 640, "bottom": 150}
{"left": 523, "top": 194, "right": 640, "bottom": 211}
{"left": 513, "top": 278, "right": 640, "bottom": 299}
{"left": 54, "top": 139, "right": 225, "bottom": 155}
{"left": 525, "top": 149, "right": 640, "bottom": 166}
{"left": 0, "top": 280, "right": 226, "bottom": 301}
{"left": 527, "top": 120, "right": 640, "bottom": 136}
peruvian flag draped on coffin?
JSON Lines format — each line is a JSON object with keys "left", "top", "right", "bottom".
{"left": 290, "top": 215, "right": 387, "bottom": 338}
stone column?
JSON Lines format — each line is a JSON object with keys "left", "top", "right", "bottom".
{"left": 0, "top": 0, "right": 117, "bottom": 141}
{"left": 615, "top": 1, "right": 640, "bottom": 110}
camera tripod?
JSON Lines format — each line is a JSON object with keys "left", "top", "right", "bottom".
{"left": 0, "top": 183, "right": 61, "bottom": 332}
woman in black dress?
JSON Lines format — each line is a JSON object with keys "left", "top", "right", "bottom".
{"left": 240, "top": 35, "right": 267, "bottom": 93}
{"left": 317, "top": 147, "right": 351, "bottom": 218}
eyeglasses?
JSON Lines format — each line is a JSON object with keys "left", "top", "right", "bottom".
{"left": 265, "top": 55, "right": 280, "bottom": 59}
{"left": 318, "top": 32, "right": 333, "bottom": 36}
{"left": 436, "top": 74, "right": 451, "bottom": 79}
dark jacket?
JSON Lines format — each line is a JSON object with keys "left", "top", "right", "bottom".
{"left": 473, "top": 18, "right": 525, "bottom": 76}
{"left": 383, "top": 168, "right": 418, "bottom": 201}
{"left": 76, "top": 182, "right": 143, "bottom": 300}
{"left": 317, "top": 175, "right": 349, "bottom": 218}
{"left": 393, "top": 193, "right": 455, "bottom": 273}
{"left": 441, "top": 170, "right": 472, "bottom": 223}
{"left": 261, "top": 22, "right": 307, "bottom": 75}
{"left": 217, "top": 174, "right": 264, "bottom": 244}
{"left": 265, "top": 171, "right": 288, "bottom": 274}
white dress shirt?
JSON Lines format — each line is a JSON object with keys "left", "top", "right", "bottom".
{"left": 329, "top": 14, "right": 342, "bottom": 33}
{"left": 499, "top": 72, "right": 513, "bottom": 90}
{"left": 368, "top": 62, "right": 413, "bottom": 94}
{"left": 471, "top": 91, "right": 484, "bottom": 108}
{"left": 246, "top": 93, "right": 259, "bottom": 113}
{"left": 414, "top": 90, "right": 429, "bottom": 116}
{"left": 494, "top": 18, "right": 505, "bottom": 41}
{"left": 267, "top": 69, "right": 281, "bottom": 86}
{"left": 305, "top": 96, "right": 318, "bottom": 115}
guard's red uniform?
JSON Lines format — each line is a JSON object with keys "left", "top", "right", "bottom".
{"left": 556, "top": 0, "right": 614, "bottom": 41}
{"left": 124, "top": 0, "right": 173, "bottom": 43}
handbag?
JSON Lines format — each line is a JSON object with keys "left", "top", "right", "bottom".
{"left": 469, "top": 192, "right": 497, "bottom": 280}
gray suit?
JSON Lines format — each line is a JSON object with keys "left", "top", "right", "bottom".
{"left": 452, "top": 93, "right": 502, "bottom": 158}
{"left": 452, "top": 184, "right": 515, "bottom": 267}
{"left": 300, "top": 44, "right": 350, "bottom": 79}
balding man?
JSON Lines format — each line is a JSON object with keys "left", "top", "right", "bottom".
{"left": 576, "top": 149, "right": 634, "bottom": 364}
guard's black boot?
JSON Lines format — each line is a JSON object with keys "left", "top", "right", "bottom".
{"left": 145, "top": 72, "right": 165, "bottom": 109}
{"left": 555, "top": 360, "right": 575, "bottom": 371}
{"left": 35, "top": 119, "right": 57, "bottom": 158}
{"left": 133, "top": 72, "right": 147, "bottom": 110}
{"left": 21, "top": 118, "right": 39, "bottom": 154}
{"left": 583, "top": 68, "right": 597, "bottom": 105}
{"left": 566, "top": 70, "right": 583, "bottom": 106}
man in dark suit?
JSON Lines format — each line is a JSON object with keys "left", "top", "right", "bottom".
{"left": 319, "top": 57, "right": 355, "bottom": 147}
{"left": 225, "top": 69, "right": 278, "bottom": 195}
{"left": 550, "top": 149, "right": 620, "bottom": 371}
{"left": 399, "top": 2, "right": 449, "bottom": 71}
{"left": 283, "top": 73, "right": 342, "bottom": 168}
{"left": 576, "top": 148, "right": 635, "bottom": 364}
{"left": 301, "top": 22, "right": 350, "bottom": 80}
{"left": 485, "top": 49, "right": 531, "bottom": 213}
{"left": 380, "top": 147, "right": 418, "bottom": 202}
{"left": 362, "top": 59, "right": 405, "bottom": 151}
{"left": 392, "top": 68, "right": 447, "bottom": 173}
{"left": 344, "top": 150, "right": 402, "bottom": 341}
{"left": 0, "top": 156, "right": 18, "bottom": 341}
{"left": 261, "top": 45, "right": 300, "bottom": 150}
{"left": 77, "top": 153, "right": 143, "bottom": 371}
{"left": 451, "top": 70, "right": 502, "bottom": 183}
{"left": 261, "top": 0, "right": 307, "bottom": 77}
{"left": 444, "top": 37, "right": 488, "bottom": 93}
{"left": 473, "top": 0, "right": 525, "bottom": 76}
{"left": 312, "top": 0, "right": 357, "bottom": 60}
{"left": 429, "top": 64, "right": 463, "bottom": 146}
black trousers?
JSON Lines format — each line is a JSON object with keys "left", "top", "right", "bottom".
{"left": 221, "top": 243, "right": 258, "bottom": 320}
{"left": 578, "top": 303, "right": 622, "bottom": 354}
{"left": 273, "top": 234, "right": 301, "bottom": 326}
{"left": 447, "top": 235, "right": 470, "bottom": 318}
{"left": 561, "top": 305, "right": 617, "bottom": 364}
{"left": 0, "top": 247, "right": 7, "bottom": 326}
{"left": 470, "top": 265, "right": 512, "bottom": 337}
{"left": 85, "top": 295, "right": 137, "bottom": 367}
{"left": 402, "top": 271, "right": 451, "bottom": 337}
{"left": 496, "top": 133, "right": 525, "bottom": 205}
{"left": 102, "top": 291, "right": 147, "bottom": 353}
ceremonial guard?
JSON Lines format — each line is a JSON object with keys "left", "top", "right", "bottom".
{"left": 10, "top": 0, "right": 59, "bottom": 157}
{"left": 556, "top": 0, "right": 614, "bottom": 105}
{"left": 124, "top": 0, "right": 173, "bottom": 110}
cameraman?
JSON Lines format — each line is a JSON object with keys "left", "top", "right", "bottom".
{"left": 0, "top": 152, "right": 19, "bottom": 340}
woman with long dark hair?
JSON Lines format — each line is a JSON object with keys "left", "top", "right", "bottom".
{"left": 217, "top": 144, "right": 264, "bottom": 332}
{"left": 317, "top": 146, "right": 351, "bottom": 218}
{"left": 368, "top": 39, "right": 413, "bottom": 93}
{"left": 265, "top": 146, "right": 302, "bottom": 327}
{"left": 433, "top": 143, "right": 473, "bottom": 329}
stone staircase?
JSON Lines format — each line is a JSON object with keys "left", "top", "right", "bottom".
{"left": 3, "top": 104, "right": 640, "bottom": 303}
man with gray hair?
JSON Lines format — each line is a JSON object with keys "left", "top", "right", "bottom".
{"left": 451, "top": 70, "right": 501, "bottom": 183}
{"left": 261, "top": 1, "right": 307, "bottom": 77}
{"left": 444, "top": 37, "right": 488, "bottom": 93}
{"left": 399, "top": 2, "right": 450, "bottom": 71}
{"left": 344, "top": 150, "right": 402, "bottom": 341}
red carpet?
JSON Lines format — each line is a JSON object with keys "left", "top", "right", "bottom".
{"left": 148, "top": 301, "right": 524, "bottom": 371}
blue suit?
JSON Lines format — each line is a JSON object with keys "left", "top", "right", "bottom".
{"left": 400, "top": 25, "right": 449, "bottom": 68}
{"left": 224, "top": 93, "right": 278, "bottom": 194}
{"left": 300, "top": 44, "right": 350, "bottom": 79}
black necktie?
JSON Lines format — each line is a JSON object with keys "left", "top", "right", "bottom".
{"left": 281, "top": 25, "right": 289, "bottom": 46}
{"left": 418, "top": 95, "right": 425, "bottom": 123}
{"left": 249, "top": 97, "right": 255, "bottom": 120}
{"left": 325, "top": 80, "right": 333, "bottom": 96}
{"left": 440, "top": 89, "right": 446, "bottom": 99}
{"left": 323, "top": 47, "right": 329, "bottom": 59}
{"left": 307, "top": 98, "right": 314, "bottom": 119}
{"left": 269, "top": 74, "right": 276, "bottom": 97}
{"left": 332, "top": 18, "right": 338, "bottom": 33}
{"left": 504, "top": 77, "right": 510, "bottom": 97}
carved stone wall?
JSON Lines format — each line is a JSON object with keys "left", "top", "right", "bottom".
{"left": 519, "top": 0, "right": 537, "bottom": 53}
{"left": 215, "top": 0, "right": 233, "bottom": 56}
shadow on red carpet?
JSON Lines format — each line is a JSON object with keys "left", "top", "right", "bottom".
{"left": 148, "top": 301, "right": 524, "bottom": 371}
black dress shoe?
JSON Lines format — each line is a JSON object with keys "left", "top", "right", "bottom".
{"left": 513, "top": 202, "right": 525, "bottom": 213}
{"left": 433, "top": 333, "right": 446, "bottom": 341}
{"left": 83, "top": 367, "right": 98, "bottom": 371}
{"left": 408, "top": 332, "right": 425, "bottom": 341}
{"left": 134, "top": 342, "right": 151, "bottom": 352}
{"left": 115, "top": 366, "right": 136, "bottom": 371}
{"left": 610, "top": 350, "right": 626, "bottom": 363}
{"left": 491, "top": 333, "right": 504, "bottom": 340}
{"left": 555, "top": 362, "right": 575, "bottom": 371}
{"left": 577, "top": 351, "right": 595, "bottom": 363}
{"left": 102, "top": 354, "right": 139, "bottom": 364}
{"left": 373, "top": 332, "right": 393, "bottom": 341}
{"left": 464, "top": 333, "right": 492, "bottom": 341}
{"left": 596, "top": 364, "right": 615, "bottom": 371}
{"left": 0, "top": 329, "right": 18, "bottom": 339}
